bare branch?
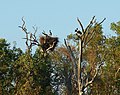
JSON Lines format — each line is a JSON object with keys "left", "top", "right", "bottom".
{"left": 77, "top": 17, "right": 84, "bottom": 33}
{"left": 46, "top": 41, "right": 56, "bottom": 51}
{"left": 19, "top": 17, "right": 40, "bottom": 51}
{"left": 84, "top": 29, "right": 96, "bottom": 46}
{"left": 42, "top": 31, "right": 49, "bottom": 37}
{"left": 32, "top": 26, "right": 37, "bottom": 36}
{"left": 85, "top": 63, "right": 103, "bottom": 88}
{"left": 84, "top": 16, "right": 95, "bottom": 34}
{"left": 83, "top": 17, "right": 106, "bottom": 47}
{"left": 98, "top": 18, "right": 106, "bottom": 25}
{"left": 82, "top": 16, "right": 96, "bottom": 45}
{"left": 115, "top": 68, "right": 120, "bottom": 79}
{"left": 83, "top": 31, "right": 90, "bottom": 47}
{"left": 19, "top": 17, "right": 27, "bottom": 33}
{"left": 64, "top": 39, "right": 77, "bottom": 79}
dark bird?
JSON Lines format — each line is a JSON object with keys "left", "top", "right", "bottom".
{"left": 49, "top": 30, "right": 52, "bottom": 36}
{"left": 75, "top": 28, "right": 82, "bottom": 35}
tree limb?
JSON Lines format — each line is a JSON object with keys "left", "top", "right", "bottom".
{"left": 64, "top": 39, "right": 77, "bottom": 79}
{"left": 115, "top": 67, "right": 120, "bottom": 79}
{"left": 19, "top": 17, "right": 40, "bottom": 51}
{"left": 84, "top": 63, "right": 103, "bottom": 88}
{"left": 77, "top": 17, "right": 84, "bottom": 33}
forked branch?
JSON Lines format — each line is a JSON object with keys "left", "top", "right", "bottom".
{"left": 76, "top": 16, "right": 106, "bottom": 47}
{"left": 19, "top": 17, "right": 40, "bottom": 51}
{"left": 84, "top": 63, "right": 103, "bottom": 88}
{"left": 64, "top": 39, "right": 77, "bottom": 78}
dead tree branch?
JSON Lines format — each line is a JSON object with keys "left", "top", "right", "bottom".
{"left": 83, "top": 17, "right": 106, "bottom": 47}
{"left": 64, "top": 39, "right": 77, "bottom": 79}
{"left": 77, "top": 17, "right": 84, "bottom": 33}
{"left": 66, "top": 16, "right": 106, "bottom": 95}
{"left": 84, "top": 63, "right": 103, "bottom": 88}
{"left": 19, "top": 17, "right": 40, "bottom": 51}
{"left": 115, "top": 67, "right": 120, "bottom": 79}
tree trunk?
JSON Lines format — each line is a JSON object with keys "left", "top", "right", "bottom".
{"left": 78, "top": 39, "right": 83, "bottom": 95}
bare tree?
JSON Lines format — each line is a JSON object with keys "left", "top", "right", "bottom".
{"left": 19, "top": 17, "right": 58, "bottom": 53}
{"left": 65, "top": 16, "right": 106, "bottom": 95}
{"left": 19, "top": 17, "right": 39, "bottom": 52}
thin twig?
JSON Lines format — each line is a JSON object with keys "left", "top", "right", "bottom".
{"left": 98, "top": 18, "right": 106, "bottom": 25}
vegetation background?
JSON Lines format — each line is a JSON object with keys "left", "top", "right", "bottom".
{"left": 0, "top": 0, "right": 120, "bottom": 95}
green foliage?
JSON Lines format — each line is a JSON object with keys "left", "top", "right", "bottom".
{"left": 0, "top": 38, "right": 23, "bottom": 95}
{"left": 0, "top": 38, "right": 54, "bottom": 95}
{"left": 111, "top": 21, "right": 120, "bottom": 35}
{"left": 90, "top": 22, "right": 120, "bottom": 95}
{"left": 0, "top": 19, "right": 120, "bottom": 95}
{"left": 33, "top": 49, "right": 53, "bottom": 95}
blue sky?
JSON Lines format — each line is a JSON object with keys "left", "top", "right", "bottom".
{"left": 0, "top": 0, "right": 120, "bottom": 51}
